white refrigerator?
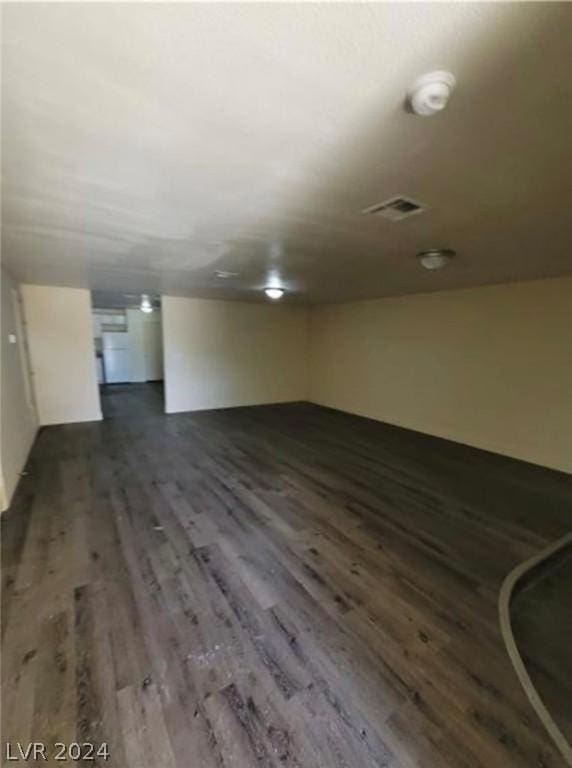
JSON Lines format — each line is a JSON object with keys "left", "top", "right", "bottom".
{"left": 102, "top": 332, "right": 130, "bottom": 383}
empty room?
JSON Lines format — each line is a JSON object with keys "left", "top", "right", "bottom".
{"left": 1, "top": 3, "right": 571, "bottom": 767}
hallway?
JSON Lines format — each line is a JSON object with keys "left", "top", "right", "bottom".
{"left": 99, "top": 382, "right": 165, "bottom": 421}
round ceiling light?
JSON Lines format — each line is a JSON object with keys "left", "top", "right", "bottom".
{"left": 265, "top": 287, "right": 284, "bottom": 300}
{"left": 140, "top": 294, "right": 154, "bottom": 313}
{"left": 408, "top": 71, "right": 455, "bottom": 116}
{"left": 418, "top": 249, "right": 455, "bottom": 271}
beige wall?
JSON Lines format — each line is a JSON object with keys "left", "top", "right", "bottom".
{"left": 1, "top": 268, "right": 38, "bottom": 510}
{"left": 7, "top": 277, "right": 570, "bottom": 480}
{"left": 309, "top": 277, "right": 572, "bottom": 474}
{"left": 22, "top": 285, "right": 101, "bottom": 426}
{"left": 163, "top": 296, "right": 308, "bottom": 413}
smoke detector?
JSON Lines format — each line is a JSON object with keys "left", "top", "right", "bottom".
{"left": 418, "top": 249, "right": 455, "bottom": 271}
{"left": 408, "top": 71, "right": 455, "bottom": 116}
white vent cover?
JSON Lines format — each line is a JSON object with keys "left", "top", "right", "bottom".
{"left": 362, "top": 196, "right": 426, "bottom": 221}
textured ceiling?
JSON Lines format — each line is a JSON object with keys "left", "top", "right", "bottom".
{"left": 2, "top": 3, "right": 572, "bottom": 304}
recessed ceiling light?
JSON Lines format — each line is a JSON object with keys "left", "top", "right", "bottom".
{"left": 140, "top": 294, "right": 153, "bottom": 313}
{"left": 215, "top": 270, "right": 239, "bottom": 279}
{"left": 265, "top": 287, "right": 284, "bottom": 300}
{"left": 418, "top": 249, "right": 455, "bottom": 271}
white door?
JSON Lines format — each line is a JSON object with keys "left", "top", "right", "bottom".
{"left": 102, "top": 332, "right": 130, "bottom": 383}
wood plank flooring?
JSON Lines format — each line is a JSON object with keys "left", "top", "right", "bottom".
{"left": 512, "top": 544, "right": 572, "bottom": 746}
{"left": 2, "top": 383, "right": 571, "bottom": 767}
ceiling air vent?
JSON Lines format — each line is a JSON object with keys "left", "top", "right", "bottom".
{"left": 362, "top": 196, "right": 426, "bottom": 221}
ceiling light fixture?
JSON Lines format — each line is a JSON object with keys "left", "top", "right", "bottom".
{"left": 408, "top": 71, "right": 456, "bottom": 116}
{"left": 418, "top": 249, "right": 455, "bottom": 271}
{"left": 140, "top": 294, "right": 153, "bottom": 313}
{"left": 215, "top": 270, "right": 239, "bottom": 279}
{"left": 265, "top": 287, "right": 284, "bottom": 300}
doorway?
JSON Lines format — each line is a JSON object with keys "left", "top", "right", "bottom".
{"left": 90, "top": 291, "right": 165, "bottom": 414}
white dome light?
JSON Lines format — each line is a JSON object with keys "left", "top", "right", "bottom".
{"left": 265, "top": 287, "right": 284, "bottom": 300}
{"left": 418, "top": 249, "right": 455, "bottom": 271}
{"left": 408, "top": 71, "right": 456, "bottom": 116}
{"left": 140, "top": 294, "right": 154, "bottom": 313}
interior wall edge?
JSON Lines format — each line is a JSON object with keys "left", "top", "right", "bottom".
{"left": 1, "top": 267, "right": 39, "bottom": 511}
{"left": 0, "top": 431, "right": 38, "bottom": 513}
{"left": 306, "top": 398, "right": 571, "bottom": 476}
{"left": 164, "top": 396, "right": 309, "bottom": 416}
{"left": 308, "top": 275, "right": 572, "bottom": 475}
{"left": 21, "top": 284, "right": 102, "bottom": 427}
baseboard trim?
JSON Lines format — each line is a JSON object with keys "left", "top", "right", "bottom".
{"left": 1, "top": 424, "right": 39, "bottom": 513}
{"left": 307, "top": 399, "right": 571, "bottom": 476}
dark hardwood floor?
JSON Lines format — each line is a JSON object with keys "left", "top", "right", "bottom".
{"left": 2, "top": 383, "right": 571, "bottom": 767}
{"left": 512, "top": 544, "right": 572, "bottom": 747}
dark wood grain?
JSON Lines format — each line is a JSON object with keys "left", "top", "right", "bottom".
{"left": 2, "top": 383, "right": 570, "bottom": 767}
